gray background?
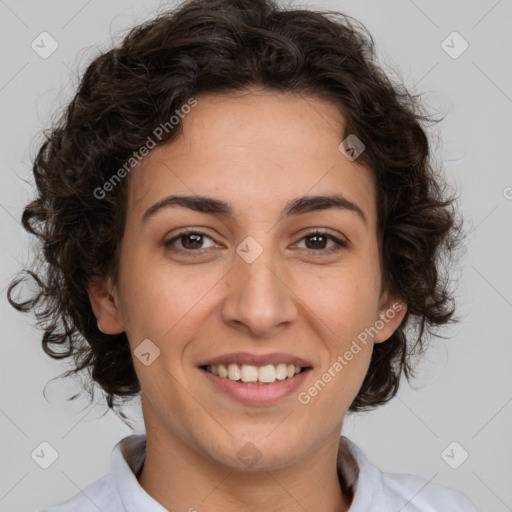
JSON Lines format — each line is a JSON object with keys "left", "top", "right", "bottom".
{"left": 1, "top": 0, "right": 511, "bottom": 511}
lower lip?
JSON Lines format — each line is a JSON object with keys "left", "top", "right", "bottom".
{"left": 200, "top": 368, "right": 311, "bottom": 406}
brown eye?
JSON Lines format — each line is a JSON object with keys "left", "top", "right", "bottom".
{"left": 165, "top": 230, "right": 216, "bottom": 251}
{"left": 295, "top": 231, "right": 347, "bottom": 253}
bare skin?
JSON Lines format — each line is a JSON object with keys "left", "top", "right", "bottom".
{"left": 88, "top": 86, "right": 406, "bottom": 512}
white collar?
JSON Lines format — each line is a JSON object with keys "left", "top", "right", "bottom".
{"left": 110, "top": 434, "right": 379, "bottom": 511}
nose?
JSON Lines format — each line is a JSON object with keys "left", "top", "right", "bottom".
{"left": 220, "top": 241, "right": 298, "bottom": 338}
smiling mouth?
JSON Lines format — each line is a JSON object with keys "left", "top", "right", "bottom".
{"left": 200, "top": 363, "right": 310, "bottom": 385}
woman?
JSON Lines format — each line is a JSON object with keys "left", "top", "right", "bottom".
{"left": 8, "top": 0, "right": 476, "bottom": 510}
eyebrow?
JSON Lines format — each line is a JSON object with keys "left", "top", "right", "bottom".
{"left": 142, "top": 193, "right": 368, "bottom": 225}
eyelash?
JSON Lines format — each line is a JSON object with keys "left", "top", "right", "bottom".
{"left": 164, "top": 229, "right": 348, "bottom": 255}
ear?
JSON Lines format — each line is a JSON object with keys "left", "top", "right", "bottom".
{"left": 373, "top": 288, "right": 407, "bottom": 344}
{"left": 87, "top": 275, "right": 125, "bottom": 335}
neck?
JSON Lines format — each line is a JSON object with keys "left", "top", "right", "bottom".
{"left": 137, "top": 428, "right": 352, "bottom": 512}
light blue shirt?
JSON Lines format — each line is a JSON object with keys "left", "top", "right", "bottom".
{"left": 37, "top": 434, "right": 477, "bottom": 511}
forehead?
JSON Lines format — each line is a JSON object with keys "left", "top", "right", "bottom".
{"left": 126, "top": 89, "right": 376, "bottom": 226}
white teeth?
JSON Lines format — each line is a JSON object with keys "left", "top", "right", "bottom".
{"left": 206, "top": 363, "right": 304, "bottom": 383}
{"left": 218, "top": 364, "right": 228, "bottom": 378}
{"left": 276, "top": 363, "right": 287, "bottom": 380}
{"left": 228, "top": 363, "right": 241, "bottom": 381}
{"left": 240, "top": 364, "right": 258, "bottom": 383}
{"left": 259, "top": 364, "right": 276, "bottom": 383}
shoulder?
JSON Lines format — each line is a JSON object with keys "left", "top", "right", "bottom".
{"left": 340, "top": 437, "right": 478, "bottom": 512}
{"left": 381, "top": 471, "right": 478, "bottom": 511}
{"left": 34, "top": 474, "right": 122, "bottom": 512}
{"left": 34, "top": 434, "right": 153, "bottom": 512}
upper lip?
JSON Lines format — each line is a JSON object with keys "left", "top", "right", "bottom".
{"left": 197, "top": 352, "right": 313, "bottom": 368}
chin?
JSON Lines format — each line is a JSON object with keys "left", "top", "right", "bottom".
{"left": 206, "top": 431, "right": 304, "bottom": 472}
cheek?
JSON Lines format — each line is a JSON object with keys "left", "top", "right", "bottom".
{"left": 117, "top": 246, "right": 205, "bottom": 339}
{"left": 301, "top": 265, "right": 380, "bottom": 339}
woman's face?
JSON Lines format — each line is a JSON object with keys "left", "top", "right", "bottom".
{"left": 92, "top": 88, "right": 406, "bottom": 470}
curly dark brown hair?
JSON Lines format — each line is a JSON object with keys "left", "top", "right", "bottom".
{"left": 7, "top": 0, "right": 464, "bottom": 426}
